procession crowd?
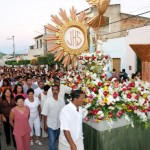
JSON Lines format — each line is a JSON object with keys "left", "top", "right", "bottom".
{"left": 0, "top": 66, "right": 141, "bottom": 150}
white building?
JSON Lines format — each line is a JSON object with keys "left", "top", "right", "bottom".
{"left": 101, "top": 25, "right": 150, "bottom": 75}
{"left": 28, "top": 34, "right": 45, "bottom": 59}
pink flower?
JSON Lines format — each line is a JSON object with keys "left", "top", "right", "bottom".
{"left": 84, "top": 117, "right": 89, "bottom": 121}
{"left": 108, "top": 112, "right": 113, "bottom": 118}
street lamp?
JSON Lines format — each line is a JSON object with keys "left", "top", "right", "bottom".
{"left": 7, "top": 35, "right": 15, "bottom": 59}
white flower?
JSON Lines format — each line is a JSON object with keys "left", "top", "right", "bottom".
{"left": 97, "top": 111, "right": 104, "bottom": 117}
{"left": 91, "top": 73, "right": 97, "bottom": 80}
{"left": 84, "top": 103, "right": 92, "bottom": 109}
{"left": 138, "top": 98, "right": 145, "bottom": 106}
{"left": 109, "top": 106, "right": 115, "bottom": 110}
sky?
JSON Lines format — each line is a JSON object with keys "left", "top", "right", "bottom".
{"left": 0, "top": 0, "right": 150, "bottom": 54}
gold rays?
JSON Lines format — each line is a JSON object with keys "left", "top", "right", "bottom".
{"left": 85, "top": 0, "right": 110, "bottom": 30}
{"left": 44, "top": 6, "right": 88, "bottom": 68}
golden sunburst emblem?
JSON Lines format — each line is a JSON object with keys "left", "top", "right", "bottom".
{"left": 44, "top": 6, "right": 88, "bottom": 67}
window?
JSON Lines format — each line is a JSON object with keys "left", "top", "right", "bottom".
{"left": 40, "top": 39, "right": 42, "bottom": 48}
{"left": 37, "top": 40, "right": 39, "bottom": 49}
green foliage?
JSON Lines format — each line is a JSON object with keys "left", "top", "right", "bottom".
{"left": 37, "top": 56, "right": 48, "bottom": 65}
{"left": 5, "top": 60, "right": 30, "bottom": 66}
{"left": 47, "top": 53, "right": 56, "bottom": 66}
{"left": 5, "top": 60, "right": 16, "bottom": 65}
{"left": 18, "top": 60, "right": 30, "bottom": 65}
{"left": 47, "top": 53, "right": 63, "bottom": 67}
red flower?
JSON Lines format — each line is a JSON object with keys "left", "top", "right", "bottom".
{"left": 127, "top": 86, "right": 131, "bottom": 90}
{"left": 88, "top": 94, "right": 94, "bottom": 99}
{"left": 127, "top": 105, "right": 132, "bottom": 110}
{"left": 132, "top": 106, "right": 138, "bottom": 110}
{"left": 98, "top": 82, "right": 103, "bottom": 87}
{"left": 85, "top": 56, "right": 90, "bottom": 60}
{"left": 92, "top": 109, "right": 99, "bottom": 115}
{"left": 122, "top": 88, "right": 127, "bottom": 92}
{"left": 92, "top": 56, "right": 96, "bottom": 60}
{"left": 127, "top": 93, "right": 132, "bottom": 99}
{"left": 130, "top": 82, "right": 135, "bottom": 87}
{"left": 105, "top": 55, "right": 108, "bottom": 59}
{"left": 103, "top": 91, "right": 108, "bottom": 97}
{"left": 113, "top": 92, "right": 118, "bottom": 98}
{"left": 92, "top": 87, "right": 98, "bottom": 93}
{"left": 77, "top": 76, "right": 81, "bottom": 80}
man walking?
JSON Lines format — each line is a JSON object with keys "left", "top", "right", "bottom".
{"left": 59, "top": 90, "right": 88, "bottom": 150}
{"left": 42, "top": 85, "right": 65, "bottom": 150}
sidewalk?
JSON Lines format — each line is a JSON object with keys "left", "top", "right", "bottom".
{"left": 1, "top": 126, "right": 50, "bottom": 150}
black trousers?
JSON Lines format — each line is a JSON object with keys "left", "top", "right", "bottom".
{"left": 3, "top": 117, "right": 16, "bottom": 147}
{"left": 0, "top": 128, "right": 1, "bottom": 150}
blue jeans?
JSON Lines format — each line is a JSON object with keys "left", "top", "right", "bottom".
{"left": 48, "top": 127, "right": 60, "bottom": 150}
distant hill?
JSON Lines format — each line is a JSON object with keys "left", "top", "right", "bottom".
{"left": 0, "top": 52, "right": 6, "bottom": 59}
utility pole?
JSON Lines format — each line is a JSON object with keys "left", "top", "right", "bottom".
{"left": 12, "top": 36, "right": 15, "bottom": 59}
{"left": 44, "top": 27, "right": 47, "bottom": 56}
{"left": 7, "top": 35, "right": 15, "bottom": 59}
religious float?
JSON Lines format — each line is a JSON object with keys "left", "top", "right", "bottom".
{"left": 44, "top": 0, "right": 150, "bottom": 149}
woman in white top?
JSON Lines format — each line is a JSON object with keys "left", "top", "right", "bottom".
{"left": 24, "top": 88, "right": 42, "bottom": 146}
{"left": 38, "top": 85, "right": 50, "bottom": 138}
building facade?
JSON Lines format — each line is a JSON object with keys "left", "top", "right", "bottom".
{"left": 81, "top": 4, "right": 150, "bottom": 74}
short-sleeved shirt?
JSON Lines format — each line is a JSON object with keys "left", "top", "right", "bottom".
{"left": 42, "top": 97, "right": 65, "bottom": 130}
{"left": 24, "top": 97, "right": 40, "bottom": 119}
{"left": 34, "top": 87, "right": 44, "bottom": 97}
{"left": 59, "top": 102, "right": 84, "bottom": 142}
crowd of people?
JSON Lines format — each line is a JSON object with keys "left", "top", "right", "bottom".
{"left": 0, "top": 65, "right": 141, "bottom": 150}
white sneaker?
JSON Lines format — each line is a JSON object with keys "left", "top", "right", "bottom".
{"left": 30, "top": 140, "right": 34, "bottom": 146}
{"left": 35, "top": 140, "right": 42, "bottom": 146}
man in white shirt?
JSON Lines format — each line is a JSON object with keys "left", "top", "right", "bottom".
{"left": 34, "top": 81, "right": 44, "bottom": 97}
{"left": 59, "top": 90, "right": 88, "bottom": 150}
{"left": 47, "top": 77, "right": 72, "bottom": 100}
{"left": 42, "top": 85, "right": 65, "bottom": 150}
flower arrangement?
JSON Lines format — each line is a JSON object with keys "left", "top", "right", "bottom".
{"left": 62, "top": 51, "right": 150, "bottom": 128}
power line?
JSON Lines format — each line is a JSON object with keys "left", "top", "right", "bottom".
{"left": 100, "top": 24, "right": 150, "bottom": 36}
{"left": 109, "top": 5, "right": 150, "bottom": 21}
{"left": 101, "top": 10, "right": 150, "bottom": 27}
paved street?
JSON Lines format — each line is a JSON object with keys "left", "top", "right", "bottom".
{"left": 1, "top": 126, "right": 50, "bottom": 150}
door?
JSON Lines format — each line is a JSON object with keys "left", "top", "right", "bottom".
{"left": 112, "top": 58, "right": 121, "bottom": 73}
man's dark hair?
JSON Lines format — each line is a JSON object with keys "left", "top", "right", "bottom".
{"left": 122, "top": 69, "right": 125, "bottom": 72}
{"left": 44, "top": 85, "right": 50, "bottom": 91}
{"left": 113, "top": 68, "right": 116, "bottom": 72}
{"left": 53, "top": 76, "right": 60, "bottom": 82}
{"left": 26, "top": 76, "right": 32, "bottom": 81}
{"left": 52, "top": 85, "right": 60, "bottom": 90}
{"left": 71, "top": 90, "right": 84, "bottom": 101}
{"left": 15, "top": 95, "right": 25, "bottom": 103}
{"left": 27, "top": 88, "right": 34, "bottom": 95}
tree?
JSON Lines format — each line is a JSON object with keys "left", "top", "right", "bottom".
{"left": 37, "top": 56, "right": 48, "bottom": 65}
{"left": 47, "top": 53, "right": 56, "bottom": 66}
